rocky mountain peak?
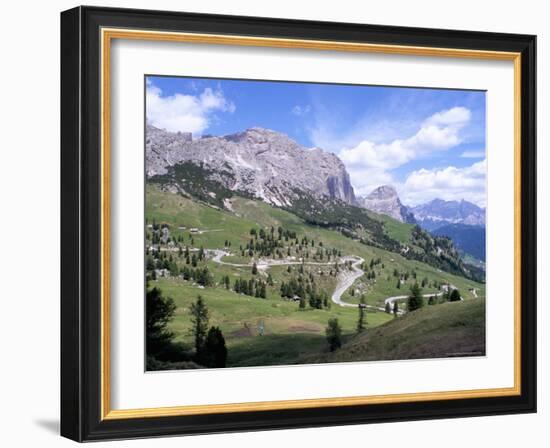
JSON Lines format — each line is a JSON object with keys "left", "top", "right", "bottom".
{"left": 411, "top": 199, "right": 486, "bottom": 230}
{"left": 366, "top": 185, "right": 399, "bottom": 200}
{"left": 359, "top": 185, "right": 415, "bottom": 224}
{"left": 146, "top": 126, "right": 356, "bottom": 207}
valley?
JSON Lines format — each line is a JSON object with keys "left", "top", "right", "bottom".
{"left": 145, "top": 184, "right": 486, "bottom": 369}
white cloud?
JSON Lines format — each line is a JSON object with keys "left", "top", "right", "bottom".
{"left": 146, "top": 82, "right": 235, "bottom": 134}
{"left": 461, "top": 149, "right": 486, "bottom": 158}
{"left": 291, "top": 105, "right": 311, "bottom": 116}
{"left": 338, "top": 107, "right": 472, "bottom": 196}
{"left": 400, "top": 159, "right": 486, "bottom": 207}
{"left": 347, "top": 167, "right": 395, "bottom": 197}
{"left": 424, "top": 106, "right": 471, "bottom": 126}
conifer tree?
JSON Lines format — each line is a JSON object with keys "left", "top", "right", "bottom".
{"left": 357, "top": 305, "right": 366, "bottom": 333}
{"left": 326, "top": 318, "right": 342, "bottom": 351}
{"left": 190, "top": 295, "right": 209, "bottom": 356}
{"left": 407, "top": 282, "right": 424, "bottom": 312}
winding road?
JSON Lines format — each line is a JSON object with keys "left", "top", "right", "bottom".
{"left": 329, "top": 256, "right": 365, "bottom": 308}
{"left": 207, "top": 249, "right": 455, "bottom": 313}
{"left": 209, "top": 250, "right": 379, "bottom": 310}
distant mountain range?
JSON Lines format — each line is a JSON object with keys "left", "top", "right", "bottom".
{"left": 410, "top": 198, "right": 486, "bottom": 230}
{"left": 146, "top": 126, "right": 485, "bottom": 276}
{"left": 358, "top": 187, "right": 486, "bottom": 264}
{"left": 146, "top": 125, "right": 484, "bottom": 231}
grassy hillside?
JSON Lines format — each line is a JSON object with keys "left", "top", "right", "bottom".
{"left": 366, "top": 211, "right": 415, "bottom": 244}
{"left": 145, "top": 184, "right": 486, "bottom": 368}
{"left": 305, "top": 298, "right": 486, "bottom": 363}
{"left": 150, "top": 163, "right": 482, "bottom": 282}
{"left": 157, "top": 277, "right": 393, "bottom": 367}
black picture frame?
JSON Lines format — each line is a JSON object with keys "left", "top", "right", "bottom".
{"left": 61, "top": 5, "right": 536, "bottom": 442}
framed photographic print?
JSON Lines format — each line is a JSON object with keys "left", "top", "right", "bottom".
{"left": 60, "top": 6, "right": 537, "bottom": 442}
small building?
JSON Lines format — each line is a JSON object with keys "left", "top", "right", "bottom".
{"left": 154, "top": 268, "right": 170, "bottom": 278}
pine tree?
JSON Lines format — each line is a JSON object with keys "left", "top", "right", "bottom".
{"left": 326, "top": 318, "right": 342, "bottom": 351}
{"left": 252, "top": 262, "right": 258, "bottom": 275}
{"left": 407, "top": 282, "right": 424, "bottom": 312}
{"left": 146, "top": 286, "right": 176, "bottom": 357}
{"left": 190, "top": 295, "right": 209, "bottom": 356}
{"left": 393, "top": 301, "right": 399, "bottom": 316}
{"left": 449, "top": 289, "right": 461, "bottom": 302}
{"left": 357, "top": 305, "right": 366, "bottom": 333}
{"left": 201, "top": 326, "right": 227, "bottom": 368}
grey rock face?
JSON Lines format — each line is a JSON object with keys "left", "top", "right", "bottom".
{"left": 411, "top": 199, "right": 486, "bottom": 230}
{"left": 359, "top": 185, "right": 416, "bottom": 223}
{"left": 146, "top": 125, "right": 356, "bottom": 206}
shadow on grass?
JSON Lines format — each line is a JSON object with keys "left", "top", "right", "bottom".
{"left": 227, "top": 332, "right": 330, "bottom": 368}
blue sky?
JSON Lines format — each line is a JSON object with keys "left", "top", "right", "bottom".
{"left": 146, "top": 75, "right": 486, "bottom": 206}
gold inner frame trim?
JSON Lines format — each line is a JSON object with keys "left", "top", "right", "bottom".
{"left": 100, "top": 27, "right": 522, "bottom": 421}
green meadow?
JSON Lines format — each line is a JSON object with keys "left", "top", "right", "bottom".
{"left": 146, "top": 185, "right": 485, "bottom": 367}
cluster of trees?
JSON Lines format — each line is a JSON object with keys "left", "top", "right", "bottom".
{"left": 250, "top": 226, "right": 296, "bottom": 241}
{"left": 363, "top": 257, "right": 383, "bottom": 270}
{"left": 234, "top": 277, "right": 267, "bottom": 298}
{"left": 182, "top": 246, "right": 205, "bottom": 266}
{"left": 146, "top": 286, "right": 228, "bottom": 370}
{"left": 244, "top": 228, "right": 284, "bottom": 257}
{"left": 409, "top": 225, "right": 484, "bottom": 282}
{"left": 241, "top": 226, "right": 340, "bottom": 263}
{"left": 146, "top": 220, "right": 169, "bottom": 245}
{"left": 189, "top": 296, "right": 228, "bottom": 368}
{"left": 146, "top": 251, "right": 179, "bottom": 279}
{"left": 407, "top": 283, "right": 462, "bottom": 312}
{"left": 393, "top": 268, "right": 418, "bottom": 280}
{"left": 427, "top": 288, "right": 461, "bottom": 305}
{"left": 312, "top": 246, "right": 340, "bottom": 262}
{"left": 181, "top": 265, "right": 214, "bottom": 287}
{"left": 365, "top": 270, "right": 377, "bottom": 280}
{"left": 147, "top": 220, "right": 193, "bottom": 246}
{"left": 279, "top": 276, "right": 330, "bottom": 310}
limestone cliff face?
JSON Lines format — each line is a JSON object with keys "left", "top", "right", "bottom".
{"left": 146, "top": 125, "right": 356, "bottom": 206}
{"left": 359, "top": 185, "right": 416, "bottom": 223}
